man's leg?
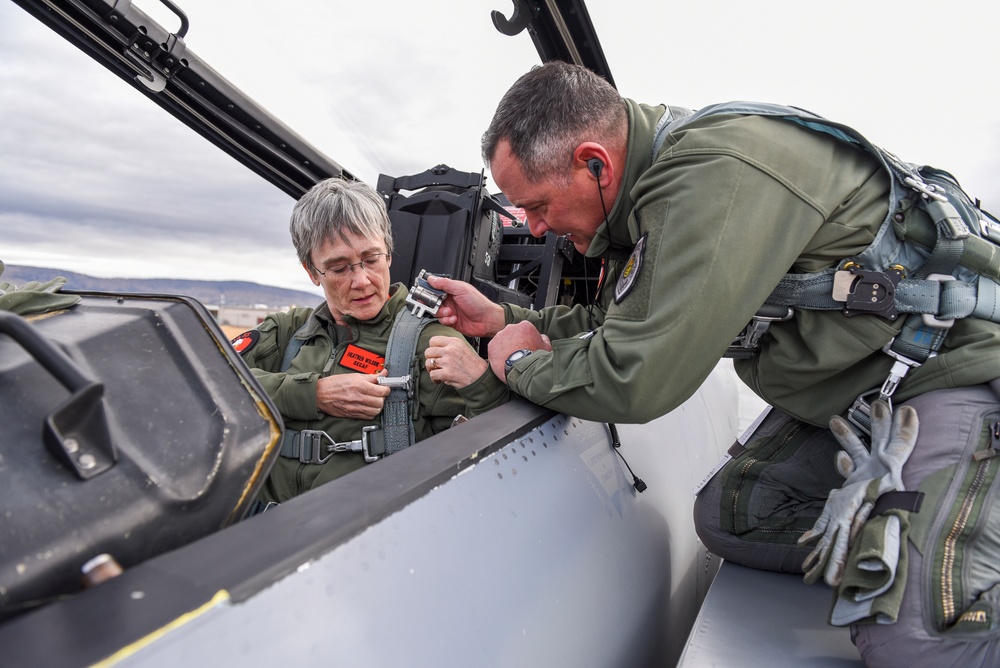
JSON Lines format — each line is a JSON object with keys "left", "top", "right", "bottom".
{"left": 853, "top": 386, "right": 1000, "bottom": 667}
{"left": 694, "top": 407, "right": 845, "bottom": 573}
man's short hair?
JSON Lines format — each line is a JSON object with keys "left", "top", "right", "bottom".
{"left": 482, "top": 61, "right": 626, "bottom": 182}
{"left": 289, "top": 178, "right": 394, "bottom": 268}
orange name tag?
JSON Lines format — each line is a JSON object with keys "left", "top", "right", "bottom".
{"left": 339, "top": 344, "right": 384, "bottom": 373}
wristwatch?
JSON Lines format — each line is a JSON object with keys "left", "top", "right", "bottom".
{"left": 504, "top": 348, "right": 533, "bottom": 379}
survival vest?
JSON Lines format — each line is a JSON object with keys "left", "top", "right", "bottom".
{"left": 654, "top": 101, "right": 1000, "bottom": 432}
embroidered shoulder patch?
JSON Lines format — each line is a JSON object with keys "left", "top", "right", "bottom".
{"left": 231, "top": 330, "right": 259, "bottom": 355}
{"left": 340, "top": 344, "right": 385, "bottom": 373}
{"left": 614, "top": 233, "right": 647, "bottom": 304}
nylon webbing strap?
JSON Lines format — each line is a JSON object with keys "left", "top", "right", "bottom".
{"left": 380, "top": 308, "right": 429, "bottom": 456}
{"left": 649, "top": 105, "right": 694, "bottom": 165}
{"left": 280, "top": 327, "right": 307, "bottom": 371}
{"left": 280, "top": 430, "right": 299, "bottom": 457}
{"left": 974, "top": 276, "right": 1000, "bottom": 322}
{"left": 915, "top": 199, "right": 969, "bottom": 279}
{"left": 765, "top": 274, "right": 990, "bottom": 322}
{"left": 871, "top": 490, "right": 924, "bottom": 517}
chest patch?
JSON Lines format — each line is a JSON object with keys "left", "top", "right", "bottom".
{"left": 231, "top": 330, "right": 259, "bottom": 355}
{"left": 339, "top": 343, "right": 385, "bottom": 374}
{"left": 614, "top": 233, "right": 647, "bottom": 304}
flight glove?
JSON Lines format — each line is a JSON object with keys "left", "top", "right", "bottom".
{"left": 0, "top": 261, "right": 81, "bottom": 315}
{"left": 799, "top": 400, "right": 918, "bottom": 586}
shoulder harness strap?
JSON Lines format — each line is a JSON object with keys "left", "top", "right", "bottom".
{"left": 279, "top": 321, "right": 310, "bottom": 372}
{"left": 368, "top": 307, "right": 433, "bottom": 458}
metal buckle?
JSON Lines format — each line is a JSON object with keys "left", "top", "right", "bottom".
{"left": 377, "top": 375, "right": 412, "bottom": 393}
{"left": 878, "top": 340, "right": 921, "bottom": 404}
{"left": 361, "top": 425, "right": 381, "bottom": 463}
{"left": 298, "top": 429, "right": 337, "bottom": 464}
{"left": 847, "top": 389, "right": 878, "bottom": 438}
{"left": 405, "top": 269, "right": 447, "bottom": 318}
{"left": 922, "top": 273, "right": 957, "bottom": 329}
{"left": 738, "top": 307, "right": 794, "bottom": 350}
{"left": 297, "top": 430, "right": 364, "bottom": 464}
{"left": 903, "top": 176, "right": 947, "bottom": 203}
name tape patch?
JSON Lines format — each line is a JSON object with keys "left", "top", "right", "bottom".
{"left": 340, "top": 344, "right": 385, "bottom": 373}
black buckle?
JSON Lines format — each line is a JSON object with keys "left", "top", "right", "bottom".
{"left": 843, "top": 268, "right": 903, "bottom": 320}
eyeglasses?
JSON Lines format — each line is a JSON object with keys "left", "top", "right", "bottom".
{"left": 312, "top": 252, "right": 390, "bottom": 279}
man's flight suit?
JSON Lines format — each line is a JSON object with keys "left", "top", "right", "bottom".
{"left": 499, "top": 100, "right": 1000, "bottom": 665}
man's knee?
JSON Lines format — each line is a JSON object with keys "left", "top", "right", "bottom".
{"left": 692, "top": 408, "right": 843, "bottom": 573}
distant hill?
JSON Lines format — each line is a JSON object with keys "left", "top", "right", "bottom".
{"left": 2, "top": 264, "right": 322, "bottom": 309}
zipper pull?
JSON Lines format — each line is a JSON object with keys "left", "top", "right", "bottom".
{"left": 973, "top": 422, "right": 1000, "bottom": 461}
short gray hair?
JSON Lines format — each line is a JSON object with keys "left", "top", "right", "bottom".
{"left": 289, "top": 178, "right": 394, "bottom": 268}
{"left": 482, "top": 61, "right": 626, "bottom": 182}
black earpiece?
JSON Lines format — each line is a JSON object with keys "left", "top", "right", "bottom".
{"left": 587, "top": 158, "right": 604, "bottom": 178}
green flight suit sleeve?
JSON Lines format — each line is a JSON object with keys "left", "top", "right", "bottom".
{"left": 504, "top": 301, "right": 598, "bottom": 338}
{"left": 506, "top": 115, "right": 885, "bottom": 423}
{"left": 412, "top": 323, "right": 511, "bottom": 440}
{"left": 455, "top": 365, "right": 510, "bottom": 417}
{"left": 242, "top": 310, "right": 323, "bottom": 422}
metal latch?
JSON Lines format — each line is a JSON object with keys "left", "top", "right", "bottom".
{"left": 361, "top": 425, "right": 382, "bottom": 463}
{"left": 406, "top": 269, "right": 447, "bottom": 318}
{"left": 377, "top": 375, "right": 412, "bottom": 392}
{"left": 296, "top": 429, "right": 363, "bottom": 464}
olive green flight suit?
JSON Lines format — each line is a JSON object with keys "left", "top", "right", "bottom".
{"left": 239, "top": 284, "right": 508, "bottom": 503}
{"left": 498, "top": 99, "right": 1000, "bottom": 666}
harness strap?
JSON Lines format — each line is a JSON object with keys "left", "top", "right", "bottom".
{"left": 974, "top": 275, "right": 1000, "bottom": 322}
{"left": 650, "top": 105, "right": 695, "bottom": 164}
{"left": 278, "top": 300, "right": 432, "bottom": 462}
{"left": 380, "top": 308, "right": 432, "bottom": 456}
{"left": 847, "top": 311, "right": 952, "bottom": 436}
{"left": 764, "top": 273, "right": 987, "bottom": 322}
{"left": 871, "top": 490, "right": 925, "bottom": 517}
{"left": 280, "top": 327, "right": 308, "bottom": 372}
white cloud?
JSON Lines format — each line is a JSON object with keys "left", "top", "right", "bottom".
{"left": 2, "top": 0, "right": 998, "bottom": 295}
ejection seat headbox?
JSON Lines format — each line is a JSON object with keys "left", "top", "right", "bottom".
{"left": 379, "top": 165, "right": 533, "bottom": 309}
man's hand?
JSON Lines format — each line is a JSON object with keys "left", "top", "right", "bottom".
{"left": 487, "top": 321, "right": 552, "bottom": 382}
{"left": 316, "top": 370, "right": 391, "bottom": 419}
{"left": 798, "top": 401, "right": 918, "bottom": 586}
{"left": 424, "top": 335, "right": 489, "bottom": 389}
{"left": 426, "top": 275, "right": 506, "bottom": 338}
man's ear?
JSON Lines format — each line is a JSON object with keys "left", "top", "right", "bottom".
{"left": 573, "top": 142, "right": 612, "bottom": 184}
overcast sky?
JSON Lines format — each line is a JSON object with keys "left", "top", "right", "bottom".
{"left": 2, "top": 0, "right": 997, "bottom": 297}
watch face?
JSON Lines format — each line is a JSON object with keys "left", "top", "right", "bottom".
{"left": 505, "top": 349, "right": 531, "bottom": 369}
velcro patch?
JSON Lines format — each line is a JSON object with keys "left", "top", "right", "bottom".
{"left": 340, "top": 344, "right": 385, "bottom": 373}
{"left": 231, "top": 330, "right": 259, "bottom": 355}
